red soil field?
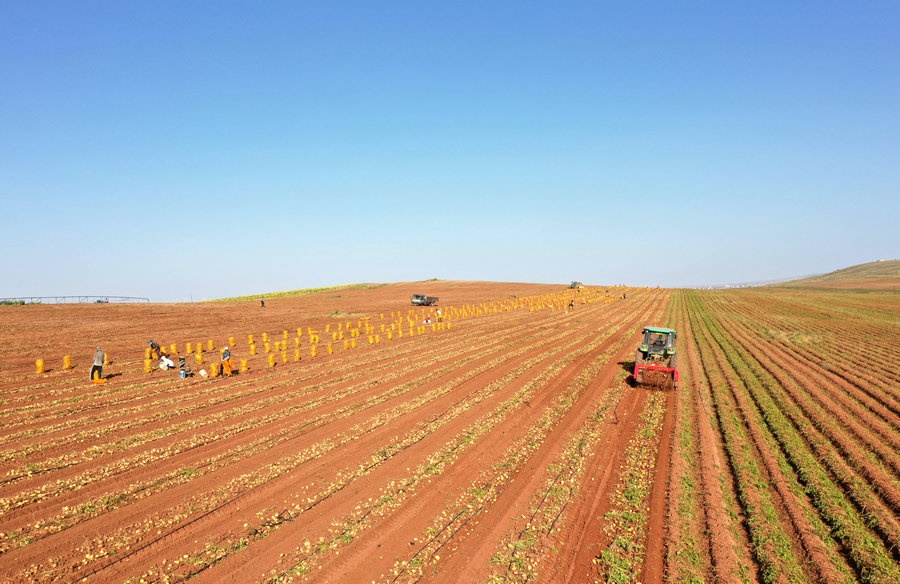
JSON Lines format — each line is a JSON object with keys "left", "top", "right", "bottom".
{"left": 1, "top": 282, "right": 674, "bottom": 583}
{"left": 2, "top": 280, "right": 898, "bottom": 583}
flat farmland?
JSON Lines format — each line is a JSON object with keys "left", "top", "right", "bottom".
{"left": 1, "top": 281, "right": 898, "bottom": 583}
{"left": 668, "top": 287, "right": 900, "bottom": 584}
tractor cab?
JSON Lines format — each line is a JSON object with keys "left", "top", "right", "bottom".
{"left": 639, "top": 327, "right": 676, "bottom": 361}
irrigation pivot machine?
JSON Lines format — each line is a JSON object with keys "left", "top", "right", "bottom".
{"left": 633, "top": 326, "right": 680, "bottom": 389}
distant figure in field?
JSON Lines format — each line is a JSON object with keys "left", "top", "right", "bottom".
{"left": 91, "top": 346, "right": 105, "bottom": 381}
{"left": 178, "top": 356, "right": 194, "bottom": 378}
{"left": 221, "top": 346, "right": 235, "bottom": 376}
{"left": 260, "top": 297, "right": 265, "bottom": 308}
{"left": 568, "top": 298, "right": 575, "bottom": 310}
{"left": 436, "top": 308, "right": 442, "bottom": 322}
{"left": 148, "top": 340, "right": 161, "bottom": 359}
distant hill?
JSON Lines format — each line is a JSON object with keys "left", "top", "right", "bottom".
{"left": 777, "top": 259, "right": 900, "bottom": 290}
{"left": 211, "top": 283, "right": 385, "bottom": 303}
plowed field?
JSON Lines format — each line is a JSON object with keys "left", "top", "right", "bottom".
{"left": 1, "top": 282, "right": 898, "bottom": 583}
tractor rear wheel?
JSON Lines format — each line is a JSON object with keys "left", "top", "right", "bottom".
{"left": 668, "top": 353, "right": 679, "bottom": 389}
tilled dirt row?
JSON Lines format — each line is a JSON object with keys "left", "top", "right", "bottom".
{"left": 662, "top": 292, "right": 755, "bottom": 583}
{"left": 1, "top": 282, "right": 672, "bottom": 583}
{"left": 688, "top": 293, "right": 844, "bottom": 582}
{"left": 726, "top": 289, "right": 900, "bottom": 405}
{"left": 670, "top": 289, "right": 900, "bottom": 584}
{"left": 723, "top": 292, "right": 900, "bottom": 422}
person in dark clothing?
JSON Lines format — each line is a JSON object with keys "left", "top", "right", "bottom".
{"left": 148, "top": 340, "right": 161, "bottom": 359}
{"left": 178, "top": 357, "right": 194, "bottom": 378}
{"left": 91, "top": 346, "right": 105, "bottom": 381}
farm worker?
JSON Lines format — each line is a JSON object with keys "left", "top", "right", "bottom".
{"left": 159, "top": 354, "right": 175, "bottom": 370}
{"left": 221, "top": 346, "right": 234, "bottom": 376}
{"left": 90, "top": 346, "right": 105, "bottom": 381}
{"left": 436, "top": 308, "right": 442, "bottom": 322}
{"left": 148, "top": 339, "right": 161, "bottom": 359}
{"left": 260, "top": 297, "right": 265, "bottom": 308}
{"left": 178, "top": 356, "right": 194, "bottom": 377}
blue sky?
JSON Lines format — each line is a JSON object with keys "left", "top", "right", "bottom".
{"left": 2, "top": 2, "right": 898, "bottom": 301}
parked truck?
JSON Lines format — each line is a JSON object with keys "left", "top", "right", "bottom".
{"left": 410, "top": 294, "right": 439, "bottom": 306}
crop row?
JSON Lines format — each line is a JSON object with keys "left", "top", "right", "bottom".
{"left": 727, "top": 293, "right": 900, "bottom": 437}
{"left": 204, "top": 311, "right": 641, "bottom": 583}
{"left": 687, "top": 293, "right": 832, "bottom": 582}
{"left": 119, "top": 302, "right": 639, "bottom": 583}
{"left": 1, "top": 292, "right": 584, "bottom": 484}
{"left": 484, "top": 376, "right": 627, "bottom": 583}
{"left": 0, "top": 317, "right": 524, "bottom": 471}
{"left": 703, "top": 293, "right": 900, "bottom": 519}
{"left": 665, "top": 291, "right": 759, "bottom": 583}
{"left": 381, "top": 347, "right": 627, "bottom": 584}
{"left": 1, "top": 309, "right": 591, "bottom": 554}
{"left": 682, "top": 289, "right": 898, "bottom": 583}
{"left": 3, "top": 289, "right": 652, "bottom": 582}
{"left": 720, "top": 290, "right": 900, "bottom": 408}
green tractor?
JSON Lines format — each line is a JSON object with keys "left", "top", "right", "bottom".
{"left": 633, "top": 326, "right": 679, "bottom": 389}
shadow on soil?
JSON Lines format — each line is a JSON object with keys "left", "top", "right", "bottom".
{"left": 618, "top": 360, "right": 638, "bottom": 388}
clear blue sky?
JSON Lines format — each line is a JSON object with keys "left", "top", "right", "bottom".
{"left": 2, "top": 2, "right": 898, "bottom": 301}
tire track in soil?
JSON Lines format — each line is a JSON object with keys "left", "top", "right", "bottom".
{"left": 641, "top": 294, "right": 678, "bottom": 584}
{"left": 658, "top": 291, "right": 712, "bottom": 584}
